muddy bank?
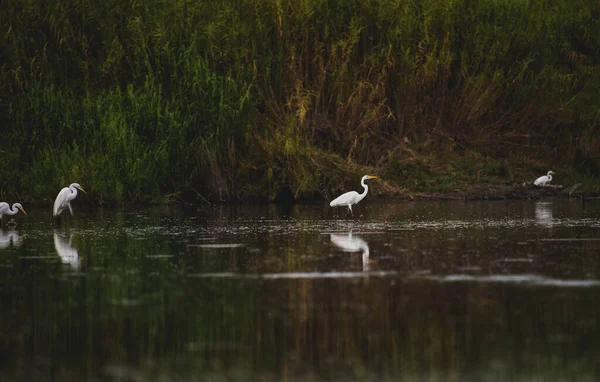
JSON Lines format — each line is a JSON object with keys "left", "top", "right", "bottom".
{"left": 398, "top": 183, "right": 600, "bottom": 201}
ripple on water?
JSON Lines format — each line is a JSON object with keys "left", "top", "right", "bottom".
{"left": 19, "top": 255, "right": 60, "bottom": 260}
{"left": 184, "top": 270, "right": 600, "bottom": 288}
{"left": 495, "top": 258, "right": 535, "bottom": 263}
{"left": 187, "top": 271, "right": 398, "bottom": 279}
{"left": 419, "top": 274, "right": 600, "bottom": 287}
{"left": 111, "top": 298, "right": 142, "bottom": 306}
{"left": 536, "top": 238, "right": 600, "bottom": 242}
{"left": 189, "top": 243, "right": 245, "bottom": 249}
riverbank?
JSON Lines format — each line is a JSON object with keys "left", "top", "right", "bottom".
{"left": 403, "top": 184, "right": 598, "bottom": 201}
{"left": 12, "top": 178, "right": 600, "bottom": 210}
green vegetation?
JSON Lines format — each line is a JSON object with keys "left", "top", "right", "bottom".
{"left": 1, "top": 0, "right": 599, "bottom": 204}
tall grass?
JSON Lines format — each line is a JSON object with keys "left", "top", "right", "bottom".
{"left": 1, "top": 0, "right": 599, "bottom": 203}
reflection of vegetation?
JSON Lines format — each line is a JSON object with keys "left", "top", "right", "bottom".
{"left": 1, "top": 268, "right": 599, "bottom": 380}
{"left": 1, "top": 205, "right": 600, "bottom": 380}
{"left": 2, "top": 0, "right": 600, "bottom": 203}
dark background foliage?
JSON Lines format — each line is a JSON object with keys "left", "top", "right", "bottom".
{"left": 1, "top": 0, "right": 599, "bottom": 204}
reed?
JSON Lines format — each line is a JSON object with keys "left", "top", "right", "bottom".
{"left": 1, "top": 0, "right": 599, "bottom": 203}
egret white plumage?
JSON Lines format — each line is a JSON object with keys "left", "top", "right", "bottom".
{"left": 0, "top": 202, "right": 27, "bottom": 219}
{"left": 329, "top": 175, "right": 377, "bottom": 216}
{"left": 53, "top": 183, "right": 86, "bottom": 217}
{"left": 534, "top": 171, "right": 555, "bottom": 187}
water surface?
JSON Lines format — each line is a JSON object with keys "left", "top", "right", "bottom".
{"left": 1, "top": 200, "right": 599, "bottom": 381}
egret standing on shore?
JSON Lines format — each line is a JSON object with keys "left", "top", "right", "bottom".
{"left": 53, "top": 183, "right": 86, "bottom": 217}
{"left": 534, "top": 171, "right": 555, "bottom": 187}
{"left": 330, "top": 175, "right": 377, "bottom": 216}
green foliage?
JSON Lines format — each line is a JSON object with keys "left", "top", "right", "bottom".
{"left": 1, "top": 0, "right": 599, "bottom": 203}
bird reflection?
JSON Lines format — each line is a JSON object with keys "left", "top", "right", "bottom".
{"left": 330, "top": 232, "right": 370, "bottom": 271}
{"left": 53, "top": 231, "right": 80, "bottom": 270}
{"left": 535, "top": 202, "right": 553, "bottom": 227}
{"left": 0, "top": 229, "right": 22, "bottom": 249}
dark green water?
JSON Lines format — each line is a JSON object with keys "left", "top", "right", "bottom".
{"left": 1, "top": 200, "right": 599, "bottom": 381}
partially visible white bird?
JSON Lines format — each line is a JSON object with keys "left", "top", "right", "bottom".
{"left": 330, "top": 175, "right": 377, "bottom": 216}
{"left": 534, "top": 171, "right": 555, "bottom": 187}
{"left": 53, "top": 183, "right": 86, "bottom": 217}
{"left": 0, "top": 202, "right": 27, "bottom": 220}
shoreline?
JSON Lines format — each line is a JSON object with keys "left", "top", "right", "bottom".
{"left": 380, "top": 183, "right": 600, "bottom": 202}
{"left": 17, "top": 183, "right": 600, "bottom": 210}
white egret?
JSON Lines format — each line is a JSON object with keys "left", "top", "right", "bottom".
{"left": 53, "top": 183, "right": 86, "bottom": 217}
{"left": 0, "top": 202, "right": 27, "bottom": 220}
{"left": 329, "top": 175, "right": 377, "bottom": 216}
{"left": 534, "top": 171, "right": 555, "bottom": 187}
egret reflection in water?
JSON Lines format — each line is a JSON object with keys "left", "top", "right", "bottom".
{"left": 0, "top": 229, "right": 22, "bottom": 249}
{"left": 330, "top": 232, "right": 370, "bottom": 271}
{"left": 53, "top": 231, "right": 80, "bottom": 270}
{"left": 535, "top": 201, "right": 553, "bottom": 227}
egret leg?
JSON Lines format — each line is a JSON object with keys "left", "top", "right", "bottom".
{"left": 348, "top": 204, "right": 353, "bottom": 216}
{"left": 68, "top": 203, "right": 74, "bottom": 216}
{"left": 54, "top": 215, "right": 64, "bottom": 227}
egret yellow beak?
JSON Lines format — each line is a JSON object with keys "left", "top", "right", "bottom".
{"left": 367, "top": 175, "right": 378, "bottom": 179}
{"left": 80, "top": 187, "right": 87, "bottom": 194}
{"left": 18, "top": 207, "right": 27, "bottom": 216}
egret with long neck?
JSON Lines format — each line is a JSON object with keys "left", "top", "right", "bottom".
{"left": 0, "top": 202, "right": 27, "bottom": 222}
{"left": 53, "top": 183, "right": 86, "bottom": 217}
{"left": 329, "top": 175, "right": 377, "bottom": 216}
{"left": 534, "top": 171, "right": 555, "bottom": 187}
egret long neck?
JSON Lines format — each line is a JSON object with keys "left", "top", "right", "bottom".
{"left": 70, "top": 186, "right": 78, "bottom": 200}
{"left": 358, "top": 178, "right": 369, "bottom": 200}
{"left": 7, "top": 205, "right": 19, "bottom": 215}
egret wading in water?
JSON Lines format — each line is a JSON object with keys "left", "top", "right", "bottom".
{"left": 534, "top": 171, "right": 555, "bottom": 187}
{"left": 0, "top": 202, "right": 27, "bottom": 227}
{"left": 0, "top": 202, "right": 27, "bottom": 219}
{"left": 53, "top": 183, "right": 86, "bottom": 218}
{"left": 329, "top": 175, "right": 377, "bottom": 216}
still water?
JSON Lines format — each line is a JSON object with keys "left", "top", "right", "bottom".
{"left": 1, "top": 200, "right": 599, "bottom": 381}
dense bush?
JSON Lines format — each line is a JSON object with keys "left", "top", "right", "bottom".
{"left": 1, "top": 0, "right": 599, "bottom": 203}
